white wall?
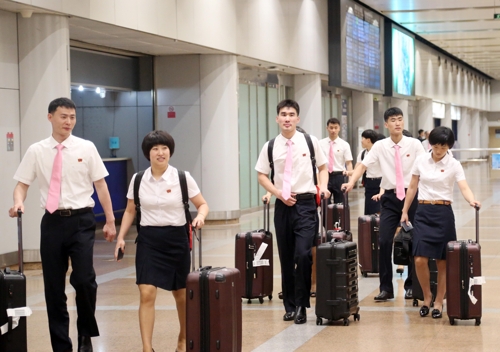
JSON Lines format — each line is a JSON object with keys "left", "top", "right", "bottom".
{"left": 0, "top": 10, "right": 21, "bottom": 259}
{"left": 294, "top": 74, "right": 323, "bottom": 139}
{"left": 352, "top": 91, "right": 374, "bottom": 157}
{"left": 491, "top": 80, "right": 500, "bottom": 112}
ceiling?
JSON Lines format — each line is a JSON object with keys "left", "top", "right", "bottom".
{"left": 361, "top": 0, "right": 500, "bottom": 80}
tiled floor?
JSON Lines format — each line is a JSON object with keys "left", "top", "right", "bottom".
{"left": 19, "top": 161, "right": 500, "bottom": 351}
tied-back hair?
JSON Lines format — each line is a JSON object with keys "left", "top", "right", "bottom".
{"left": 141, "top": 130, "right": 176, "bottom": 160}
{"left": 428, "top": 126, "right": 455, "bottom": 149}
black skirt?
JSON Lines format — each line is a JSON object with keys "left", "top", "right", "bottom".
{"left": 412, "top": 203, "right": 457, "bottom": 260}
{"left": 136, "top": 225, "right": 190, "bottom": 291}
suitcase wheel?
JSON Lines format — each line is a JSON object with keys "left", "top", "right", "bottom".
{"left": 353, "top": 313, "right": 360, "bottom": 321}
{"left": 362, "top": 271, "right": 367, "bottom": 278}
{"left": 316, "top": 317, "right": 323, "bottom": 326}
{"left": 259, "top": 297, "right": 264, "bottom": 304}
{"left": 412, "top": 299, "right": 418, "bottom": 307}
{"left": 475, "top": 319, "right": 481, "bottom": 326}
{"left": 247, "top": 299, "right": 252, "bottom": 304}
{"left": 343, "top": 318, "right": 349, "bottom": 326}
{"left": 268, "top": 295, "right": 273, "bottom": 301}
{"left": 449, "top": 318, "right": 455, "bottom": 325}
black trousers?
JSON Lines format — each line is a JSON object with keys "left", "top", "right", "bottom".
{"left": 327, "top": 172, "right": 345, "bottom": 204}
{"left": 378, "top": 191, "right": 418, "bottom": 293}
{"left": 40, "top": 211, "right": 99, "bottom": 352}
{"left": 364, "top": 178, "right": 381, "bottom": 215}
{"left": 274, "top": 198, "right": 318, "bottom": 313}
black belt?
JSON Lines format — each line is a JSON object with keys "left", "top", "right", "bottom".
{"left": 293, "top": 193, "right": 315, "bottom": 200}
{"left": 366, "top": 177, "right": 382, "bottom": 180}
{"left": 385, "top": 188, "right": 407, "bottom": 193}
{"left": 330, "top": 171, "right": 344, "bottom": 176}
{"left": 47, "top": 207, "right": 93, "bottom": 217}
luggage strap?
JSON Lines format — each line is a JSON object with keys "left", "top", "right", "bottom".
{"left": 245, "top": 232, "right": 255, "bottom": 298}
{"left": 0, "top": 307, "right": 32, "bottom": 336}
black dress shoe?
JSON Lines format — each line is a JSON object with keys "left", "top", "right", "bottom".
{"left": 432, "top": 309, "right": 442, "bottom": 319}
{"left": 283, "top": 311, "right": 296, "bottom": 321}
{"left": 294, "top": 306, "right": 307, "bottom": 324}
{"left": 404, "top": 289, "right": 413, "bottom": 299}
{"left": 374, "top": 291, "right": 394, "bottom": 301}
{"left": 78, "top": 336, "right": 93, "bottom": 352}
{"left": 419, "top": 305, "right": 430, "bottom": 317}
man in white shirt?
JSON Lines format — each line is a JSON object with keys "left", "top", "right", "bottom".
{"left": 343, "top": 107, "right": 425, "bottom": 302}
{"left": 9, "top": 98, "right": 116, "bottom": 352}
{"left": 255, "top": 99, "right": 329, "bottom": 324}
{"left": 319, "top": 118, "right": 353, "bottom": 203}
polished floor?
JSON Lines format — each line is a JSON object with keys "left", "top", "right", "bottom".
{"left": 19, "top": 161, "right": 500, "bottom": 351}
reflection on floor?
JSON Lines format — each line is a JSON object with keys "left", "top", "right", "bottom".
{"left": 20, "top": 161, "right": 500, "bottom": 351}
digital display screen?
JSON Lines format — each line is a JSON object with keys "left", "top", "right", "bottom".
{"left": 392, "top": 27, "right": 415, "bottom": 97}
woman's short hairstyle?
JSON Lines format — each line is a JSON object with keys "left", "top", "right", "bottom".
{"left": 428, "top": 126, "right": 455, "bottom": 149}
{"left": 361, "top": 129, "right": 378, "bottom": 144}
{"left": 141, "top": 130, "right": 175, "bottom": 160}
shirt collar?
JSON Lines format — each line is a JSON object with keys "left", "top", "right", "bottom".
{"left": 146, "top": 165, "right": 174, "bottom": 182}
{"left": 429, "top": 151, "right": 451, "bottom": 166}
{"left": 279, "top": 131, "right": 303, "bottom": 144}
{"left": 49, "top": 134, "right": 74, "bottom": 149}
{"left": 388, "top": 135, "right": 407, "bottom": 148}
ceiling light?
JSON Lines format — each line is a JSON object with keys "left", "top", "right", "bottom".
{"left": 95, "top": 87, "right": 101, "bottom": 94}
{"left": 78, "top": 85, "right": 84, "bottom": 92}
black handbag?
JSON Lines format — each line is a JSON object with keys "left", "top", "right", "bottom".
{"left": 393, "top": 227, "right": 412, "bottom": 265}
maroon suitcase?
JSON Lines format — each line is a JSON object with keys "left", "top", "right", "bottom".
{"left": 446, "top": 207, "right": 483, "bottom": 326}
{"left": 326, "top": 189, "right": 351, "bottom": 232}
{"left": 235, "top": 202, "right": 273, "bottom": 303}
{"left": 357, "top": 214, "right": 380, "bottom": 277}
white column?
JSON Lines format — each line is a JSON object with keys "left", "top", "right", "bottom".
{"left": 442, "top": 104, "right": 452, "bottom": 129}
{"left": 418, "top": 99, "right": 433, "bottom": 134}
{"left": 293, "top": 74, "right": 322, "bottom": 139}
{"left": 18, "top": 14, "right": 71, "bottom": 261}
{"left": 352, "top": 91, "right": 374, "bottom": 157}
{"left": 390, "top": 98, "right": 409, "bottom": 126}
{"left": 470, "top": 110, "right": 481, "bottom": 158}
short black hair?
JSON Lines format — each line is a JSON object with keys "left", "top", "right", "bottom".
{"left": 361, "top": 129, "right": 378, "bottom": 144}
{"left": 327, "top": 118, "right": 341, "bottom": 126}
{"left": 402, "top": 129, "right": 413, "bottom": 138}
{"left": 428, "top": 126, "right": 455, "bottom": 149}
{"left": 48, "top": 97, "right": 76, "bottom": 114}
{"left": 418, "top": 129, "right": 424, "bottom": 134}
{"left": 141, "top": 130, "right": 175, "bottom": 161}
{"left": 384, "top": 107, "right": 403, "bottom": 121}
{"left": 277, "top": 99, "right": 300, "bottom": 115}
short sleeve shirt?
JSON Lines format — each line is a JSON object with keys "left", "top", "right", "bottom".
{"left": 356, "top": 149, "right": 382, "bottom": 178}
{"left": 319, "top": 137, "right": 353, "bottom": 171}
{"left": 255, "top": 132, "right": 326, "bottom": 194}
{"left": 127, "top": 166, "right": 200, "bottom": 226}
{"left": 411, "top": 152, "right": 465, "bottom": 203}
{"left": 14, "top": 135, "right": 108, "bottom": 209}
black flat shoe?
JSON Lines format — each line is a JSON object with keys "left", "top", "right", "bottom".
{"left": 419, "top": 305, "right": 430, "bottom": 317}
{"left": 283, "top": 311, "right": 296, "bottom": 321}
{"left": 396, "top": 266, "right": 404, "bottom": 275}
{"left": 77, "top": 336, "right": 93, "bottom": 352}
{"left": 432, "top": 309, "right": 442, "bottom": 319}
{"left": 374, "top": 291, "right": 394, "bottom": 301}
{"left": 294, "top": 306, "right": 307, "bottom": 324}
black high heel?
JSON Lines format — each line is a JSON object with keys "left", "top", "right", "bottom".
{"left": 419, "top": 305, "right": 430, "bottom": 317}
{"left": 432, "top": 309, "right": 442, "bottom": 319}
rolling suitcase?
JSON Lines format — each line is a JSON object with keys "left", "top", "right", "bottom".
{"left": 315, "top": 208, "right": 360, "bottom": 326}
{"left": 235, "top": 201, "right": 273, "bottom": 304}
{"left": 411, "top": 259, "right": 438, "bottom": 307}
{"left": 446, "top": 207, "right": 484, "bottom": 326}
{"left": 0, "top": 211, "right": 27, "bottom": 352}
{"left": 358, "top": 214, "right": 380, "bottom": 277}
{"left": 326, "top": 180, "right": 351, "bottom": 232}
{"left": 186, "top": 229, "right": 243, "bottom": 351}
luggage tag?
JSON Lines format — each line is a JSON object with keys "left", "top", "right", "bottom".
{"left": 252, "top": 242, "right": 270, "bottom": 267}
{"left": 468, "top": 276, "right": 486, "bottom": 304}
{"left": 0, "top": 307, "right": 32, "bottom": 335}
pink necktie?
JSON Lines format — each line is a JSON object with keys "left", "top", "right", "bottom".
{"left": 46, "top": 144, "right": 64, "bottom": 213}
{"left": 282, "top": 140, "right": 293, "bottom": 200}
{"left": 328, "top": 141, "right": 335, "bottom": 173}
{"left": 394, "top": 145, "right": 405, "bottom": 201}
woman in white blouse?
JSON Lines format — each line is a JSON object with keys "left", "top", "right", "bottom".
{"left": 115, "top": 130, "right": 209, "bottom": 352}
{"left": 401, "top": 127, "right": 480, "bottom": 320}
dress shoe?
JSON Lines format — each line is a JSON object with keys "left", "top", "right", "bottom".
{"left": 77, "top": 336, "right": 92, "bottom": 352}
{"left": 294, "top": 306, "right": 307, "bottom": 324}
{"left": 419, "top": 305, "right": 430, "bottom": 317}
{"left": 432, "top": 309, "right": 442, "bottom": 319}
{"left": 374, "top": 291, "right": 394, "bottom": 301}
{"left": 404, "top": 289, "right": 413, "bottom": 299}
{"left": 283, "top": 311, "right": 296, "bottom": 321}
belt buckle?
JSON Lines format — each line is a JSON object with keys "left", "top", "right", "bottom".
{"left": 60, "top": 209, "right": 72, "bottom": 217}
{"left": 430, "top": 200, "right": 435, "bottom": 205}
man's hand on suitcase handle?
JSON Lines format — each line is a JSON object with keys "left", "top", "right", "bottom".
{"left": 8, "top": 205, "right": 24, "bottom": 218}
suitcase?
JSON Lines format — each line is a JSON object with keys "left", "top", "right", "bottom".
{"left": 315, "top": 209, "right": 360, "bottom": 326}
{"left": 446, "top": 207, "right": 483, "bottom": 326}
{"left": 235, "top": 202, "right": 273, "bottom": 304}
{"left": 186, "top": 229, "right": 243, "bottom": 351}
{"left": 326, "top": 185, "right": 351, "bottom": 232}
{"left": 357, "top": 214, "right": 380, "bottom": 277}
{"left": 411, "top": 259, "right": 438, "bottom": 307}
{"left": 0, "top": 211, "right": 27, "bottom": 352}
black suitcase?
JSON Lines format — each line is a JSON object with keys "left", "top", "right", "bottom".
{"left": 315, "top": 209, "right": 360, "bottom": 326}
{"left": 411, "top": 259, "right": 438, "bottom": 307}
{"left": 0, "top": 211, "right": 27, "bottom": 352}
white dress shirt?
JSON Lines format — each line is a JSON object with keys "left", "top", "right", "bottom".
{"left": 411, "top": 151, "right": 465, "bottom": 203}
{"left": 319, "top": 137, "right": 353, "bottom": 172}
{"left": 255, "top": 131, "right": 327, "bottom": 194}
{"left": 14, "top": 135, "right": 108, "bottom": 209}
{"left": 356, "top": 149, "right": 382, "bottom": 178}
{"left": 362, "top": 135, "right": 426, "bottom": 190}
{"left": 127, "top": 166, "right": 200, "bottom": 227}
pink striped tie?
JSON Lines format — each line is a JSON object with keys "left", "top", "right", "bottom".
{"left": 282, "top": 140, "right": 293, "bottom": 200}
{"left": 328, "top": 141, "right": 335, "bottom": 173}
{"left": 394, "top": 145, "right": 405, "bottom": 201}
{"left": 46, "top": 144, "right": 64, "bottom": 213}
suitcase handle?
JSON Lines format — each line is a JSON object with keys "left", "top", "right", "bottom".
{"left": 475, "top": 205, "right": 479, "bottom": 244}
{"left": 191, "top": 228, "right": 202, "bottom": 272}
{"left": 320, "top": 193, "right": 327, "bottom": 244}
{"left": 263, "top": 199, "right": 270, "bottom": 233}
{"left": 17, "top": 209, "right": 24, "bottom": 274}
